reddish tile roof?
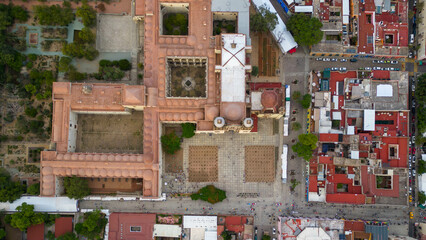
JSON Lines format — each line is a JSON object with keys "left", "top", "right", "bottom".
{"left": 109, "top": 213, "right": 156, "bottom": 240}
{"left": 326, "top": 193, "right": 366, "bottom": 204}
{"left": 319, "top": 133, "right": 340, "bottom": 142}
{"left": 309, "top": 175, "right": 318, "bottom": 192}
{"left": 55, "top": 217, "right": 73, "bottom": 238}
{"left": 344, "top": 221, "right": 365, "bottom": 232}
{"left": 318, "top": 156, "right": 333, "bottom": 164}
{"left": 28, "top": 223, "right": 44, "bottom": 240}
{"left": 372, "top": 70, "right": 390, "bottom": 79}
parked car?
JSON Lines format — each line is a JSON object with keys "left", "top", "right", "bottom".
{"left": 331, "top": 67, "right": 339, "bottom": 71}
{"left": 340, "top": 58, "right": 348, "bottom": 62}
{"left": 409, "top": 51, "right": 414, "bottom": 58}
{"left": 272, "top": 228, "right": 276, "bottom": 235}
{"left": 324, "top": 68, "right": 331, "bottom": 71}
{"left": 391, "top": 60, "right": 398, "bottom": 64}
{"left": 316, "top": 58, "right": 323, "bottom": 61}
{"left": 331, "top": 58, "right": 338, "bottom": 62}
{"left": 410, "top": 34, "right": 415, "bottom": 44}
{"left": 339, "top": 67, "right": 347, "bottom": 72}
{"left": 365, "top": 67, "right": 372, "bottom": 70}
{"left": 385, "top": 60, "right": 391, "bottom": 63}
{"left": 395, "top": 68, "right": 400, "bottom": 71}
{"left": 324, "top": 58, "right": 331, "bottom": 61}
{"left": 410, "top": 212, "right": 414, "bottom": 219}
{"left": 384, "top": 67, "right": 390, "bottom": 70}
{"left": 350, "top": 58, "right": 358, "bottom": 62}
{"left": 373, "top": 60, "right": 379, "bottom": 63}
{"left": 373, "top": 67, "right": 382, "bottom": 70}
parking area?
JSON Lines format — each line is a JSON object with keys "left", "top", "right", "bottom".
{"left": 309, "top": 57, "right": 403, "bottom": 72}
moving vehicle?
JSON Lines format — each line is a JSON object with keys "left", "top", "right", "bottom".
{"left": 410, "top": 212, "right": 414, "bottom": 219}
{"left": 410, "top": 34, "right": 415, "bottom": 44}
{"left": 282, "top": 145, "right": 288, "bottom": 183}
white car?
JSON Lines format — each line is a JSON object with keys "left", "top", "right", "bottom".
{"left": 323, "top": 58, "right": 331, "bottom": 61}
{"left": 340, "top": 58, "right": 348, "bottom": 62}
{"left": 331, "top": 67, "right": 339, "bottom": 71}
{"left": 365, "top": 67, "right": 372, "bottom": 70}
{"left": 331, "top": 58, "right": 338, "bottom": 62}
{"left": 316, "top": 58, "right": 323, "bottom": 61}
{"left": 410, "top": 34, "right": 415, "bottom": 44}
{"left": 391, "top": 60, "right": 399, "bottom": 64}
{"left": 339, "top": 67, "right": 347, "bottom": 72}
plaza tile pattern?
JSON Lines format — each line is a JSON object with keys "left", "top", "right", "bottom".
{"left": 244, "top": 146, "right": 275, "bottom": 182}
{"left": 188, "top": 146, "right": 218, "bottom": 182}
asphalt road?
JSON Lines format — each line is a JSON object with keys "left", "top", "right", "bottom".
{"left": 309, "top": 57, "right": 402, "bottom": 72}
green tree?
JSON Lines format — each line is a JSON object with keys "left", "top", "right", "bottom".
{"left": 9, "top": 203, "right": 44, "bottom": 231}
{"left": 287, "top": 13, "right": 323, "bottom": 46}
{"left": 251, "top": 66, "right": 259, "bottom": 76}
{"left": 33, "top": 3, "right": 74, "bottom": 26}
{"left": 57, "top": 232, "right": 79, "bottom": 240}
{"left": 181, "top": 123, "right": 196, "bottom": 138}
{"left": 418, "top": 160, "right": 426, "bottom": 175}
{"left": 25, "top": 106, "right": 37, "bottom": 117}
{"left": 292, "top": 91, "right": 301, "bottom": 101}
{"left": 291, "top": 122, "right": 301, "bottom": 131}
{"left": 0, "top": 168, "right": 25, "bottom": 202}
{"left": 299, "top": 94, "right": 312, "bottom": 109}
{"left": 78, "top": 27, "right": 95, "bottom": 44}
{"left": 419, "top": 191, "right": 426, "bottom": 205}
{"left": 58, "top": 57, "right": 72, "bottom": 72}
{"left": 76, "top": 2, "right": 97, "bottom": 27}
{"left": 0, "top": 228, "right": 5, "bottom": 240}
{"left": 11, "top": 5, "right": 29, "bottom": 22}
{"left": 292, "top": 133, "right": 318, "bottom": 161}
{"left": 75, "top": 210, "right": 108, "bottom": 240}
{"left": 262, "top": 235, "right": 271, "bottom": 240}
{"left": 161, "top": 131, "right": 181, "bottom": 154}
{"left": 63, "top": 176, "right": 91, "bottom": 199}
{"left": 190, "top": 185, "right": 227, "bottom": 204}
{"left": 298, "top": 133, "right": 318, "bottom": 149}
{"left": 292, "top": 142, "right": 313, "bottom": 161}
{"left": 250, "top": 5, "right": 278, "bottom": 32}
{"left": 118, "top": 59, "right": 131, "bottom": 71}
{"left": 27, "top": 183, "right": 40, "bottom": 196}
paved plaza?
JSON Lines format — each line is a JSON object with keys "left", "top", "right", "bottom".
{"left": 162, "top": 118, "right": 281, "bottom": 198}
{"left": 188, "top": 146, "right": 218, "bottom": 182}
{"left": 96, "top": 15, "right": 136, "bottom": 52}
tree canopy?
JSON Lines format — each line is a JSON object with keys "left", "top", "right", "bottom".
{"left": 299, "top": 94, "right": 312, "bottom": 109}
{"left": 63, "top": 176, "right": 91, "bottom": 199}
{"left": 419, "top": 191, "right": 426, "bottom": 205}
{"left": 0, "top": 168, "right": 25, "bottom": 203}
{"left": 287, "top": 13, "right": 323, "bottom": 46}
{"left": 161, "top": 131, "right": 181, "bottom": 155}
{"left": 250, "top": 5, "right": 278, "bottom": 32}
{"left": 9, "top": 203, "right": 44, "bottom": 231}
{"left": 33, "top": 2, "right": 74, "bottom": 26}
{"left": 75, "top": 210, "right": 108, "bottom": 240}
{"left": 27, "top": 183, "right": 40, "bottom": 196}
{"left": 415, "top": 74, "right": 426, "bottom": 134}
{"left": 181, "top": 123, "right": 196, "bottom": 138}
{"left": 191, "top": 185, "right": 227, "bottom": 204}
{"left": 76, "top": 2, "right": 97, "bottom": 28}
{"left": 292, "top": 133, "right": 318, "bottom": 161}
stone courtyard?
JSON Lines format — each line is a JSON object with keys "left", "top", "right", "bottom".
{"left": 161, "top": 118, "right": 281, "bottom": 198}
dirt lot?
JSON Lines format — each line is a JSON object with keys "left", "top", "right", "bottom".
{"left": 188, "top": 146, "right": 218, "bottom": 182}
{"left": 244, "top": 146, "right": 276, "bottom": 182}
{"left": 75, "top": 112, "right": 144, "bottom": 153}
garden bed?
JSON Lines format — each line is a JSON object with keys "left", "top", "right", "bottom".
{"left": 41, "top": 40, "right": 66, "bottom": 52}
{"left": 41, "top": 27, "right": 68, "bottom": 39}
